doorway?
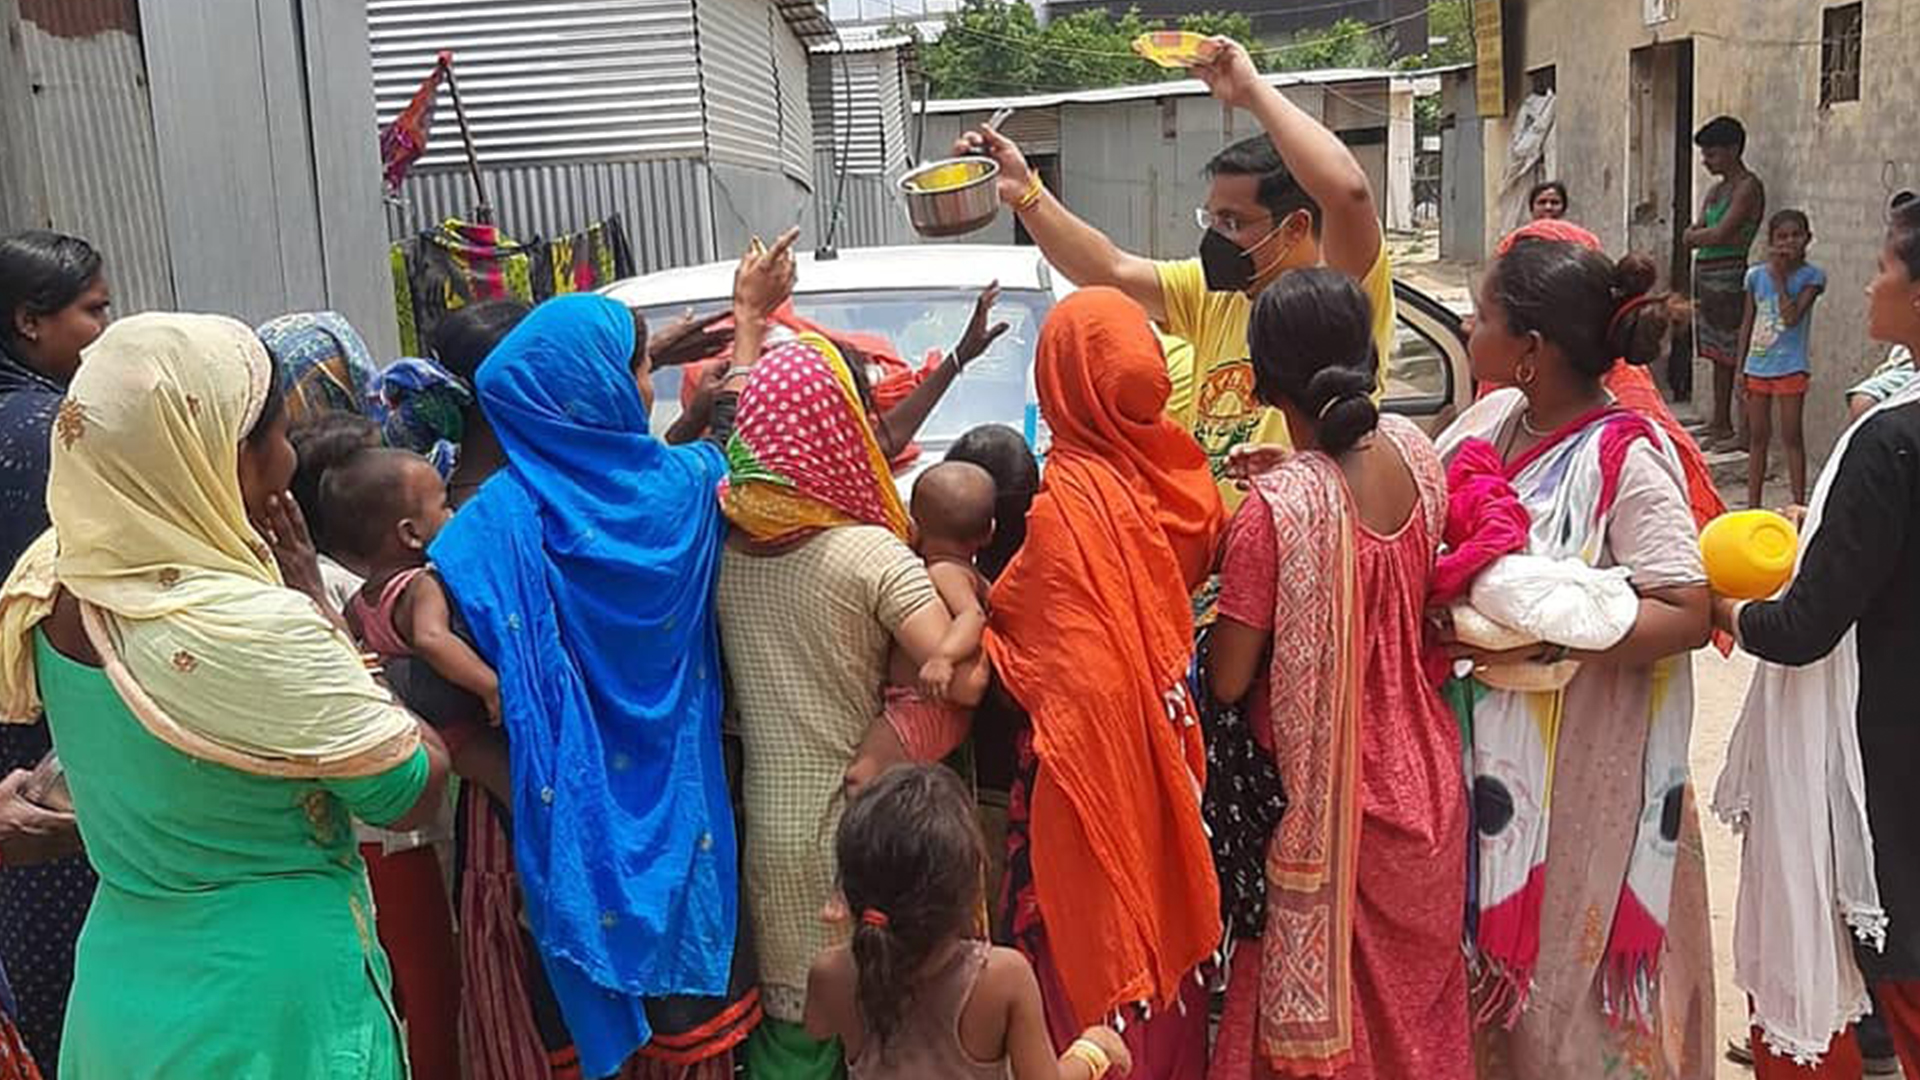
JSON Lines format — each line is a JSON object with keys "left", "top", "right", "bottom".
{"left": 1627, "top": 39, "right": 1694, "bottom": 397}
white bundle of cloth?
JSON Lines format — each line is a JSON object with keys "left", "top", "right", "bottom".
{"left": 1450, "top": 554, "right": 1640, "bottom": 692}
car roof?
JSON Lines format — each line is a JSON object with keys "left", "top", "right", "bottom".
{"left": 600, "top": 244, "right": 1060, "bottom": 310}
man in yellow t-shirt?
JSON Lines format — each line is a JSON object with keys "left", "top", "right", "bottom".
{"left": 956, "top": 37, "right": 1393, "bottom": 508}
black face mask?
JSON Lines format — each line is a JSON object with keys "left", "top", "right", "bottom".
{"left": 1199, "top": 227, "right": 1256, "bottom": 293}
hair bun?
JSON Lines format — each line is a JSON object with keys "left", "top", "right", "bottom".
{"left": 1304, "top": 365, "right": 1379, "bottom": 455}
{"left": 1611, "top": 253, "right": 1658, "bottom": 301}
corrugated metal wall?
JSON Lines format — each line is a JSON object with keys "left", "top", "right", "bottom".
{"left": 771, "top": 13, "right": 813, "bottom": 183}
{"left": 368, "top": 0, "right": 705, "bottom": 166}
{"left": 697, "top": 0, "right": 779, "bottom": 169}
{"left": 387, "top": 157, "right": 717, "bottom": 272}
{"left": 809, "top": 49, "right": 909, "bottom": 176}
{"left": 811, "top": 150, "right": 911, "bottom": 248}
{"left": 139, "top": 0, "right": 397, "bottom": 356}
{"left": 1, "top": 0, "right": 175, "bottom": 314}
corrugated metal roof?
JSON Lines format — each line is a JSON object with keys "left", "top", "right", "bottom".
{"left": 368, "top": 0, "right": 705, "bottom": 167}
{"left": 809, "top": 32, "right": 913, "bottom": 53}
{"left": 772, "top": 0, "right": 835, "bottom": 44}
{"left": 924, "top": 67, "right": 1400, "bottom": 113}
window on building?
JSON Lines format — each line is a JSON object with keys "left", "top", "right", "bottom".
{"left": 1821, "top": 3, "right": 1864, "bottom": 106}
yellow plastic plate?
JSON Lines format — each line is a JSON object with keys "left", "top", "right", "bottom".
{"left": 1131, "top": 31, "right": 1216, "bottom": 69}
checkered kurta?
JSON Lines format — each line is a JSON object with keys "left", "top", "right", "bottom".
{"left": 716, "top": 527, "right": 936, "bottom": 1022}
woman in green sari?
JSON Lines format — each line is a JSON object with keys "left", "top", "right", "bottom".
{"left": 0, "top": 313, "right": 450, "bottom": 1079}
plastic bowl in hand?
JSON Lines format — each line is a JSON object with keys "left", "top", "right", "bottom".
{"left": 1699, "top": 509, "right": 1799, "bottom": 600}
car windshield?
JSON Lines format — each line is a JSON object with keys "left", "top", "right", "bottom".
{"left": 640, "top": 287, "right": 1053, "bottom": 447}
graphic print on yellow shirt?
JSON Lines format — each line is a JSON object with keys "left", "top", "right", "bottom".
{"left": 1156, "top": 249, "right": 1395, "bottom": 508}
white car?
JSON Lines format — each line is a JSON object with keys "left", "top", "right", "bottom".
{"left": 602, "top": 245, "right": 1472, "bottom": 479}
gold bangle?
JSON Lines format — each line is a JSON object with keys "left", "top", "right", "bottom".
{"left": 1064, "top": 1039, "right": 1111, "bottom": 1079}
{"left": 1014, "top": 174, "right": 1045, "bottom": 213}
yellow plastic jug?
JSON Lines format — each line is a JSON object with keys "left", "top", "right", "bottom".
{"left": 1699, "top": 509, "right": 1799, "bottom": 600}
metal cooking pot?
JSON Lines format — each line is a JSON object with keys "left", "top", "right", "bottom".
{"left": 898, "top": 156, "right": 1001, "bottom": 238}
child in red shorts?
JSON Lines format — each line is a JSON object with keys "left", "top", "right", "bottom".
{"left": 1738, "top": 209, "right": 1826, "bottom": 508}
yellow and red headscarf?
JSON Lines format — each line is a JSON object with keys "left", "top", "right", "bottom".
{"left": 722, "top": 333, "right": 909, "bottom": 544}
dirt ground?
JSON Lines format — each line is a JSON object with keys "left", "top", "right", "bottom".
{"left": 1690, "top": 646, "right": 1760, "bottom": 1079}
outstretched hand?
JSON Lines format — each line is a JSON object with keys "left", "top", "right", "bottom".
{"left": 1190, "top": 37, "right": 1263, "bottom": 111}
{"left": 952, "top": 126, "right": 1034, "bottom": 208}
{"left": 953, "top": 282, "right": 1011, "bottom": 368}
{"left": 649, "top": 309, "right": 734, "bottom": 370}
{"left": 734, "top": 227, "right": 801, "bottom": 320}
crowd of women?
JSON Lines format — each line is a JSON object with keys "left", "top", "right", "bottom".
{"left": 0, "top": 40, "right": 1918, "bottom": 1080}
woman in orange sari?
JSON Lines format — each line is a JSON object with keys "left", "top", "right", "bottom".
{"left": 985, "top": 287, "right": 1225, "bottom": 1079}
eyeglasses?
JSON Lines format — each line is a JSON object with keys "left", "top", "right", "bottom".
{"left": 1194, "top": 207, "right": 1272, "bottom": 236}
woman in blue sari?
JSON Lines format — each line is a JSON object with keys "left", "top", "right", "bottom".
{"left": 430, "top": 234, "right": 795, "bottom": 1079}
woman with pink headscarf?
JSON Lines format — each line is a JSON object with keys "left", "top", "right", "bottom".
{"left": 1481, "top": 220, "right": 1726, "bottom": 534}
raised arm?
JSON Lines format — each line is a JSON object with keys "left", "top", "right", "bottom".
{"left": 1195, "top": 38, "right": 1381, "bottom": 279}
{"left": 956, "top": 127, "right": 1169, "bottom": 321}
{"left": 874, "top": 282, "right": 1011, "bottom": 455}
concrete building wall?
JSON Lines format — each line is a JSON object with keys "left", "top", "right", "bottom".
{"left": 1438, "top": 69, "right": 1486, "bottom": 263}
{"left": 1465, "top": 0, "right": 1916, "bottom": 456}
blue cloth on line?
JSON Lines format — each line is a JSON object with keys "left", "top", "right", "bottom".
{"left": 430, "top": 294, "right": 736, "bottom": 1078}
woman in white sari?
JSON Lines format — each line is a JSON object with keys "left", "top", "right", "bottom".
{"left": 1437, "top": 237, "right": 1715, "bottom": 1079}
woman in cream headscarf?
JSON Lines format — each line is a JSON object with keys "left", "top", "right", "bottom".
{"left": 0, "top": 313, "right": 449, "bottom": 1079}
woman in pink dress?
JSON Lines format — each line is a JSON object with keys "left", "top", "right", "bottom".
{"left": 1206, "top": 268, "right": 1471, "bottom": 1080}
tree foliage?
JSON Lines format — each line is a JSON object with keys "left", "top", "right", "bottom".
{"left": 1265, "top": 17, "right": 1389, "bottom": 73}
{"left": 919, "top": 0, "right": 1259, "bottom": 99}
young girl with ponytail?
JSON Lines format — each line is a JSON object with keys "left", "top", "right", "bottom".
{"left": 803, "top": 765, "right": 1130, "bottom": 1080}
